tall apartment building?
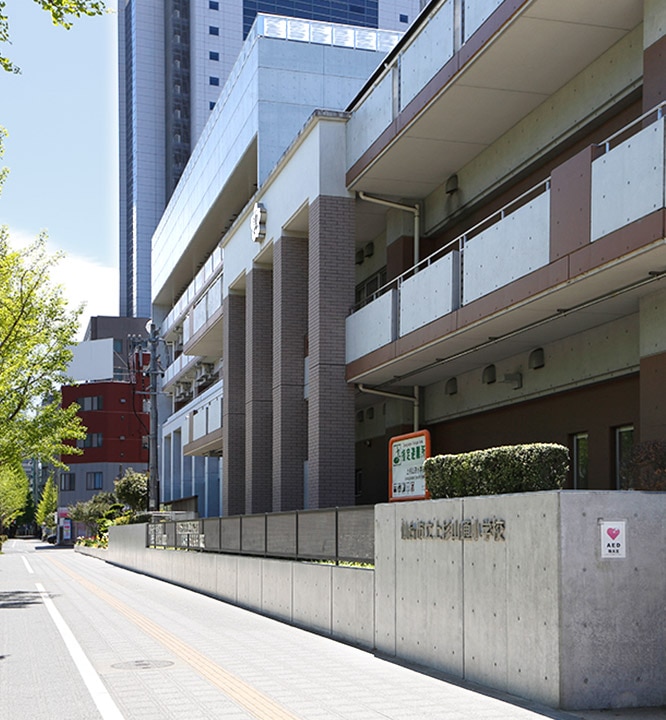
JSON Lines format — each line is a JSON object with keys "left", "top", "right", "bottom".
{"left": 119, "top": 0, "right": 420, "bottom": 317}
{"left": 153, "top": 0, "right": 666, "bottom": 516}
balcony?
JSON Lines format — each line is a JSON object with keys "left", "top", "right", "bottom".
{"left": 182, "top": 381, "right": 224, "bottom": 457}
{"left": 346, "top": 0, "right": 642, "bottom": 197}
{"left": 346, "top": 108, "right": 666, "bottom": 384}
{"left": 160, "top": 246, "right": 223, "bottom": 341}
{"left": 183, "top": 274, "right": 224, "bottom": 357}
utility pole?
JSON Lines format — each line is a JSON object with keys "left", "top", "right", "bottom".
{"left": 148, "top": 322, "right": 160, "bottom": 511}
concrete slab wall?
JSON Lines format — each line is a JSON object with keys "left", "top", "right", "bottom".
{"left": 381, "top": 491, "right": 665, "bottom": 710}
{"left": 98, "top": 490, "right": 665, "bottom": 711}
{"left": 97, "top": 534, "right": 375, "bottom": 649}
{"left": 558, "top": 492, "right": 666, "bottom": 710}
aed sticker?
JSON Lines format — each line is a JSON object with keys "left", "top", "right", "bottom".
{"left": 600, "top": 520, "right": 626, "bottom": 559}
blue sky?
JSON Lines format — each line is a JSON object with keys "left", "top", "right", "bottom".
{"left": 0, "top": 0, "right": 119, "bottom": 335}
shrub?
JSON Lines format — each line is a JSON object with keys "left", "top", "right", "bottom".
{"left": 424, "top": 443, "right": 569, "bottom": 499}
{"left": 620, "top": 440, "right": 666, "bottom": 491}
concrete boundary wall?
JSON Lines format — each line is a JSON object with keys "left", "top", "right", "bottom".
{"left": 93, "top": 527, "right": 375, "bottom": 650}
{"left": 87, "top": 490, "right": 665, "bottom": 711}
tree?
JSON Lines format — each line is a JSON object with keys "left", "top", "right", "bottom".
{"left": 0, "top": 461, "right": 28, "bottom": 531}
{"left": 69, "top": 491, "right": 122, "bottom": 538}
{"left": 35, "top": 475, "right": 58, "bottom": 530}
{"left": 15, "top": 481, "right": 36, "bottom": 530}
{"left": 114, "top": 468, "right": 149, "bottom": 514}
{"left": 1, "top": 0, "right": 107, "bottom": 74}
{"left": 0, "top": 231, "right": 86, "bottom": 468}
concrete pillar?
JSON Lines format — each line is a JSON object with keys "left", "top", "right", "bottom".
{"left": 307, "top": 196, "right": 356, "bottom": 508}
{"left": 639, "top": 287, "right": 666, "bottom": 442}
{"left": 272, "top": 236, "right": 308, "bottom": 511}
{"left": 222, "top": 292, "right": 246, "bottom": 515}
{"left": 245, "top": 266, "right": 273, "bottom": 514}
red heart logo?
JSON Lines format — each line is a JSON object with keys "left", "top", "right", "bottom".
{"left": 607, "top": 528, "right": 620, "bottom": 540}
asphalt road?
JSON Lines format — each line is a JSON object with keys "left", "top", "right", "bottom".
{"left": 1, "top": 538, "right": 664, "bottom": 720}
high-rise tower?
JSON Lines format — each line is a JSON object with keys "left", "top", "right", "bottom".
{"left": 118, "top": 0, "right": 419, "bottom": 317}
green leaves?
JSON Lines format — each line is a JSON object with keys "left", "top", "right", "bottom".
{"left": 424, "top": 443, "right": 569, "bottom": 499}
{"left": 0, "top": 231, "right": 86, "bottom": 468}
{"left": 0, "top": 461, "right": 29, "bottom": 527}
{"left": 114, "top": 468, "right": 149, "bottom": 513}
{"left": 35, "top": 475, "right": 58, "bottom": 529}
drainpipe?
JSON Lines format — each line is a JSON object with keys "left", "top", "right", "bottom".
{"left": 357, "top": 383, "right": 420, "bottom": 432}
{"left": 357, "top": 191, "right": 420, "bottom": 267}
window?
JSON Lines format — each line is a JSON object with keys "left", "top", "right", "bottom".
{"left": 209, "top": 50, "right": 219, "bottom": 61}
{"left": 209, "top": 25, "right": 219, "bottom": 36}
{"left": 79, "top": 395, "right": 103, "bottom": 411}
{"left": 614, "top": 425, "right": 634, "bottom": 489}
{"left": 113, "top": 339, "right": 123, "bottom": 353}
{"left": 209, "top": 76, "right": 219, "bottom": 86}
{"left": 572, "top": 433, "right": 589, "bottom": 489}
{"left": 78, "top": 433, "right": 103, "bottom": 449}
{"left": 209, "top": 0, "right": 219, "bottom": 9}
{"left": 86, "top": 472, "right": 103, "bottom": 490}
{"left": 60, "top": 473, "right": 75, "bottom": 492}
{"left": 209, "top": 101, "right": 216, "bottom": 110}
{"left": 399, "top": 13, "right": 409, "bottom": 23}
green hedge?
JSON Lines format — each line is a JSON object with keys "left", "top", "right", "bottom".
{"left": 424, "top": 443, "right": 569, "bottom": 498}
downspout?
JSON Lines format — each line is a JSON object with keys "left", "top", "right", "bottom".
{"left": 357, "top": 191, "right": 420, "bottom": 267}
{"left": 357, "top": 383, "right": 420, "bottom": 432}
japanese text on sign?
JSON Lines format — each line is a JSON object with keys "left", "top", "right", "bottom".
{"left": 389, "top": 430, "right": 430, "bottom": 501}
{"left": 401, "top": 517, "right": 506, "bottom": 542}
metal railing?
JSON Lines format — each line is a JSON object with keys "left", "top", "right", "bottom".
{"left": 147, "top": 505, "right": 375, "bottom": 563}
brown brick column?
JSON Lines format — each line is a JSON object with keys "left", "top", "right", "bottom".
{"left": 222, "top": 292, "right": 246, "bottom": 516}
{"left": 307, "top": 196, "right": 356, "bottom": 508}
{"left": 245, "top": 266, "right": 273, "bottom": 514}
{"left": 272, "top": 236, "right": 308, "bottom": 511}
{"left": 643, "top": 1, "right": 666, "bottom": 113}
{"left": 549, "top": 146, "right": 592, "bottom": 262}
{"left": 639, "top": 288, "right": 666, "bottom": 442}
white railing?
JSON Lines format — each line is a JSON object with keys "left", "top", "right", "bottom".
{"left": 161, "top": 247, "right": 223, "bottom": 339}
{"left": 346, "top": 103, "right": 666, "bottom": 362}
{"left": 348, "top": 0, "right": 510, "bottom": 168}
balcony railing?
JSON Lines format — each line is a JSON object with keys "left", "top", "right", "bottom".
{"left": 346, "top": 105, "right": 666, "bottom": 363}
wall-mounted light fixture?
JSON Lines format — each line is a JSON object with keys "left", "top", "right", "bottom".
{"left": 482, "top": 364, "right": 496, "bottom": 384}
{"left": 355, "top": 249, "right": 364, "bottom": 265}
{"left": 364, "top": 242, "right": 374, "bottom": 258}
{"left": 445, "top": 377, "right": 458, "bottom": 395}
{"left": 446, "top": 174, "right": 459, "bottom": 195}
{"left": 529, "top": 347, "right": 545, "bottom": 369}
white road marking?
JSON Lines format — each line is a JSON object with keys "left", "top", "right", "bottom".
{"left": 35, "top": 582, "right": 125, "bottom": 720}
{"left": 22, "top": 556, "right": 34, "bottom": 574}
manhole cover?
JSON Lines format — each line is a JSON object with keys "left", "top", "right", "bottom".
{"left": 112, "top": 660, "right": 174, "bottom": 670}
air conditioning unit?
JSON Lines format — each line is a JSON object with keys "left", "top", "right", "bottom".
{"left": 195, "top": 363, "right": 214, "bottom": 386}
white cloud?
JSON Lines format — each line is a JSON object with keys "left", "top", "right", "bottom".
{"left": 4, "top": 228, "right": 119, "bottom": 341}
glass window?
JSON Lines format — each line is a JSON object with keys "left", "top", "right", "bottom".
{"left": 209, "top": 0, "right": 219, "bottom": 8}
{"left": 209, "top": 25, "right": 219, "bottom": 35}
{"left": 615, "top": 425, "right": 634, "bottom": 489}
{"left": 572, "top": 433, "right": 589, "bottom": 489}
{"left": 399, "top": 13, "right": 408, "bottom": 23}
{"left": 209, "top": 101, "right": 216, "bottom": 110}
{"left": 60, "top": 473, "right": 75, "bottom": 492}
{"left": 86, "top": 472, "right": 103, "bottom": 490}
{"left": 209, "top": 50, "right": 219, "bottom": 61}
{"left": 209, "top": 76, "right": 220, "bottom": 86}
{"left": 78, "top": 433, "right": 103, "bottom": 449}
{"left": 79, "top": 395, "right": 103, "bottom": 411}
{"left": 113, "top": 338, "right": 123, "bottom": 353}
